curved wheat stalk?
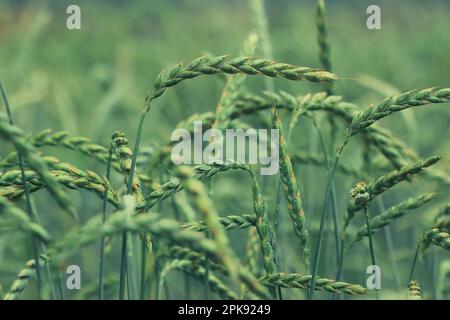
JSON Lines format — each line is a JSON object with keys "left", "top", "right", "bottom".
{"left": 3, "top": 255, "right": 48, "bottom": 300}
{"left": 0, "top": 117, "right": 76, "bottom": 218}
{"left": 0, "top": 196, "right": 51, "bottom": 243}
{"left": 259, "top": 273, "right": 367, "bottom": 295}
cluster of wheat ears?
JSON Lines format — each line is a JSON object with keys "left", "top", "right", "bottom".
{"left": 0, "top": 0, "right": 449, "bottom": 300}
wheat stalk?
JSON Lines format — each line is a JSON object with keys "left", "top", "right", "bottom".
{"left": 33, "top": 129, "right": 116, "bottom": 163}
{"left": 128, "top": 56, "right": 337, "bottom": 210}
{"left": 111, "top": 132, "right": 146, "bottom": 299}
{"left": 0, "top": 117, "right": 76, "bottom": 218}
{"left": 182, "top": 214, "right": 256, "bottom": 232}
{"left": 434, "top": 205, "right": 450, "bottom": 231}
{"left": 145, "top": 91, "right": 350, "bottom": 179}
{"left": 51, "top": 196, "right": 270, "bottom": 299}
{"left": 245, "top": 168, "right": 278, "bottom": 275}
{"left": 316, "top": 0, "right": 334, "bottom": 96}
{"left": 149, "top": 56, "right": 336, "bottom": 104}
{"left": 245, "top": 228, "right": 261, "bottom": 276}
{"left": 234, "top": 90, "right": 440, "bottom": 181}
{"left": 290, "top": 151, "right": 361, "bottom": 177}
{"left": 15, "top": 129, "right": 150, "bottom": 182}
{"left": 0, "top": 196, "right": 51, "bottom": 243}
{"left": 176, "top": 165, "right": 239, "bottom": 280}
{"left": 161, "top": 259, "right": 238, "bottom": 300}
{"left": 99, "top": 137, "right": 114, "bottom": 300}
{"left": 408, "top": 280, "right": 422, "bottom": 300}
{"left": 421, "top": 228, "right": 450, "bottom": 251}
{"left": 233, "top": 91, "right": 449, "bottom": 185}
{"left": 259, "top": 273, "right": 367, "bottom": 295}
{"left": 316, "top": 0, "right": 331, "bottom": 71}
{"left": 410, "top": 206, "right": 450, "bottom": 281}
{"left": 212, "top": 33, "right": 259, "bottom": 129}
{"left": 234, "top": 91, "right": 355, "bottom": 121}
{"left": 1, "top": 81, "right": 45, "bottom": 298}
{"left": 245, "top": 165, "right": 280, "bottom": 298}
{"left": 362, "top": 126, "right": 449, "bottom": 186}
{"left": 3, "top": 255, "right": 48, "bottom": 300}
{"left": 347, "top": 193, "right": 436, "bottom": 249}
{"left": 272, "top": 107, "right": 309, "bottom": 268}
{"left": 0, "top": 167, "right": 119, "bottom": 207}
{"left": 345, "top": 156, "right": 441, "bottom": 228}
{"left": 144, "top": 162, "right": 256, "bottom": 210}
{"left": 180, "top": 162, "right": 279, "bottom": 293}
{"left": 164, "top": 246, "right": 228, "bottom": 275}
{"left": 349, "top": 88, "right": 450, "bottom": 136}
{"left": 367, "top": 156, "right": 440, "bottom": 195}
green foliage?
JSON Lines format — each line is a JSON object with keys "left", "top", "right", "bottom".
{"left": 0, "top": 1, "right": 449, "bottom": 300}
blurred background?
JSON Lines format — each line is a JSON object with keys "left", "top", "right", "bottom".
{"left": 0, "top": 0, "right": 449, "bottom": 299}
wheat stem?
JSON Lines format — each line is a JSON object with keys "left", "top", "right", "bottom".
{"left": 1, "top": 81, "right": 43, "bottom": 299}
{"left": 98, "top": 139, "right": 114, "bottom": 300}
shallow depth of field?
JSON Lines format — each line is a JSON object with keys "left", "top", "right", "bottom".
{"left": 0, "top": 0, "right": 449, "bottom": 300}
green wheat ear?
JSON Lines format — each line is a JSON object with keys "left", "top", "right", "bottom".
{"left": 272, "top": 106, "right": 309, "bottom": 269}
{"left": 344, "top": 156, "right": 441, "bottom": 229}
{"left": 259, "top": 272, "right": 367, "bottom": 295}
{"left": 346, "top": 193, "right": 436, "bottom": 249}
{"left": 408, "top": 280, "right": 422, "bottom": 300}
{"left": 149, "top": 55, "right": 337, "bottom": 104}
{"left": 0, "top": 117, "right": 77, "bottom": 219}
{"left": 3, "top": 255, "right": 49, "bottom": 300}
{"left": 0, "top": 159, "right": 120, "bottom": 208}
{"left": 349, "top": 88, "right": 450, "bottom": 136}
{"left": 162, "top": 259, "right": 238, "bottom": 300}
{"left": 175, "top": 165, "right": 240, "bottom": 281}
{"left": 0, "top": 196, "right": 51, "bottom": 244}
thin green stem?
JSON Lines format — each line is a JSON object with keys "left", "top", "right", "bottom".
{"left": 314, "top": 119, "right": 340, "bottom": 266}
{"left": 336, "top": 239, "right": 345, "bottom": 280}
{"left": 204, "top": 232, "right": 210, "bottom": 300}
{"left": 154, "top": 237, "right": 161, "bottom": 300}
{"left": 363, "top": 205, "right": 378, "bottom": 299}
{"left": 309, "top": 137, "right": 349, "bottom": 299}
{"left": 57, "top": 268, "right": 64, "bottom": 300}
{"left": 119, "top": 110, "right": 148, "bottom": 300}
{"left": 254, "top": 0, "right": 281, "bottom": 299}
{"left": 204, "top": 180, "right": 211, "bottom": 300}
{"left": 171, "top": 198, "right": 191, "bottom": 299}
{"left": 38, "top": 241, "right": 56, "bottom": 299}
{"left": 1, "top": 81, "right": 42, "bottom": 299}
{"left": 308, "top": 159, "right": 335, "bottom": 299}
{"left": 140, "top": 238, "right": 147, "bottom": 300}
{"left": 376, "top": 197, "right": 400, "bottom": 291}
{"left": 119, "top": 231, "right": 128, "bottom": 300}
{"left": 409, "top": 246, "right": 420, "bottom": 283}
{"left": 99, "top": 142, "right": 113, "bottom": 300}
{"left": 363, "top": 206, "right": 377, "bottom": 267}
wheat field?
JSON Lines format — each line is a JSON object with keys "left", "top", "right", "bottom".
{"left": 0, "top": 0, "right": 449, "bottom": 300}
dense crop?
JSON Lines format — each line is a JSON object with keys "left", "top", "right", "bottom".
{"left": 0, "top": 0, "right": 448, "bottom": 300}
